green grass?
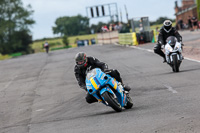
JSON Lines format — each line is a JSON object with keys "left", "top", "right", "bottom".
{"left": 0, "top": 52, "right": 23, "bottom": 60}
{"left": 31, "top": 34, "right": 97, "bottom": 53}
{"left": 51, "top": 45, "right": 72, "bottom": 51}
{"left": 10, "top": 52, "right": 22, "bottom": 57}
{"left": 68, "top": 34, "right": 97, "bottom": 44}
{"left": 0, "top": 54, "right": 11, "bottom": 60}
{"left": 32, "top": 38, "right": 64, "bottom": 53}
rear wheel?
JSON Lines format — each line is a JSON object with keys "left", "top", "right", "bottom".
{"left": 172, "top": 55, "right": 179, "bottom": 72}
{"left": 172, "top": 67, "right": 175, "bottom": 72}
{"left": 102, "top": 92, "right": 122, "bottom": 112}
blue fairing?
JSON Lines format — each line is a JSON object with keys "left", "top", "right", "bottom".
{"left": 85, "top": 68, "right": 127, "bottom": 107}
{"left": 100, "top": 87, "right": 114, "bottom": 96}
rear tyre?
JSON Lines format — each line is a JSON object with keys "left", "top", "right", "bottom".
{"left": 172, "top": 55, "right": 179, "bottom": 72}
{"left": 102, "top": 91, "right": 122, "bottom": 112}
{"left": 172, "top": 66, "right": 175, "bottom": 72}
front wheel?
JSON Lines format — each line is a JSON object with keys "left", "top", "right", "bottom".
{"left": 124, "top": 94, "right": 133, "bottom": 109}
{"left": 172, "top": 55, "right": 179, "bottom": 72}
{"left": 102, "top": 91, "right": 122, "bottom": 112}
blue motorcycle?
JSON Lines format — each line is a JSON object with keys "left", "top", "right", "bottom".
{"left": 86, "top": 68, "right": 133, "bottom": 112}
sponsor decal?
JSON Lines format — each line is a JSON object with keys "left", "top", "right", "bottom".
{"left": 94, "top": 77, "right": 101, "bottom": 85}
{"left": 112, "top": 80, "right": 114, "bottom": 85}
{"left": 123, "top": 94, "right": 126, "bottom": 104}
{"left": 87, "top": 86, "right": 92, "bottom": 89}
{"left": 90, "top": 78, "right": 99, "bottom": 90}
{"left": 118, "top": 85, "right": 123, "bottom": 93}
{"left": 113, "top": 82, "right": 117, "bottom": 90}
{"left": 101, "top": 74, "right": 105, "bottom": 80}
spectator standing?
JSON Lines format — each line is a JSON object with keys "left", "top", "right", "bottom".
{"left": 101, "top": 25, "right": 108, "bottom": 32}
{"left": 188, "top": 16, "right": 193, "bottom": 31}
{"left": 109, "top": 24, "right": 113, "bottom": 31}
{"left": 191, "top": 16, "right": 198, "bottom": 31}
{"left": 178, "top": 18, "right": 184, "bottom": 30}
{"left": 118, "top": 22, "right": 123, "bottom": 32}
{"left": 139, "top": 24, "right": 143, "bottom": 33}
{"left": 114, "top": 24, "right": 119, "bottom": 31}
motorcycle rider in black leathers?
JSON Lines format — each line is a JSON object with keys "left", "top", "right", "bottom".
{"left": 74, "top": 52, "right": 131, "bottom": 104}
{"left": 154, "top": 20, "right": 182, "bottom": 62}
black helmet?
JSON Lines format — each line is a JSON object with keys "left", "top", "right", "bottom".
{"left": 163, "top": 20, "right": 172, "bottom": 32}
{"left": 75, "top": 52, "right": 88, "bottom": 68}
{"left": 166, "top": 36, "right": 177, "bottom": 47}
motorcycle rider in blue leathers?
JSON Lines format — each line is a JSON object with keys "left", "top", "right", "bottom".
{"left": 74, "top": 52, "right": 131, "bottom": 104}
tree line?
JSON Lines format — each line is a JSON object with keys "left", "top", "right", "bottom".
{"left": 52, "top": 15, "right": 110, "bottom": 36}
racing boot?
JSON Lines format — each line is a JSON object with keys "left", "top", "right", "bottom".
{"left": 163, "top": 57, "right": 167, "bottom": 63}
{"left": 118, "top": 82, "right": 131, "bottom": 92}
{"left": 123, "top": 84, "right": 131, "bottom": 92}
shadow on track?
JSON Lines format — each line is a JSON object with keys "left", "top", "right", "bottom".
{"left": 179, "top": 67, "right": 200, "bottom": 73}
{"left": 24, "top": 104, "right": 155, "bottom": 127}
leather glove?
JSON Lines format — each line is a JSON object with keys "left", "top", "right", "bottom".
{"left": 103, "top": 68, "right": 109, "bottom": 72}
{"left": 81, "top": 86, "right": 87, "bottom": 91}
{"left": 158, "top": 40, "right": 164, "bottom": 45}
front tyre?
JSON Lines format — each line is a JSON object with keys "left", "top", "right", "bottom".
{"left": 172, "top": 55, "right": 179, "bottom": 72}
{"left": 102, "top": 92, "right": 122, "bottom": 112}
{"left": 124, "top": 94, "right": 133, "bottom": 109}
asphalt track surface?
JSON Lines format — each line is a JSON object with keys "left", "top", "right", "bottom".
{"left": 1, "top": 42, "right": 200, "bottom": 133}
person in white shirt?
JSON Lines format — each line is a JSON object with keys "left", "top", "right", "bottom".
{"left": 43, "top": 41, "right": 49, "bottom": 53}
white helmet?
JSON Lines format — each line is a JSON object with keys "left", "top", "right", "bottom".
{"left": 163, "top": 20, "right": 172, "bottom": 33}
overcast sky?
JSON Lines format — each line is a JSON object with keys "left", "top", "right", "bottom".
{"left": 21, "top": 0, "right": 181, "bottom": 40}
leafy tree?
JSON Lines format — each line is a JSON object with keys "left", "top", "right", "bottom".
{"left": 62, "top": 35, "right": 69, "bottom": 46}
{"left": 0, "top": 0, "right": 35, "bottom": 55}
{"left": 53, "top": 15, "right": 90, "bottom": 36}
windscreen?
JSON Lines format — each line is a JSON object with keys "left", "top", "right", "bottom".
{"left": 86, "top": 69, "right": 97, "bottom": 80}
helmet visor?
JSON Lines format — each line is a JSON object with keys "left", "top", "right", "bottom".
{"left": 77, "top": 60, "right": 86, "bottom": 65}
{"left": 164, "top": 25, "right": 172, "bottom": 31}
{"left": 76, "top": 59, "right": 87, "bottom": 68}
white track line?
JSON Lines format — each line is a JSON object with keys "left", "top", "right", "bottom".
{"left": 36, "top": 109, "right": 44, "bottom": 112}
{"left": 129, "top": 45, "right": 200, "bottom": 63}
{"left": 163, "top": 84, "right": 178, "bottom": 94}
{"left": 3, "top": 75, "right": 18, "bottom": 90}
{"left": 184, "top": 57, "right": 200, "bottom": 63}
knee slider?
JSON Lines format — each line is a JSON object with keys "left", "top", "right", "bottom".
{"left": 154, "top": 44, "right": 161, "bottom": 53}
{"left": 86, "top": 97, "right": 93, "bottom": 104}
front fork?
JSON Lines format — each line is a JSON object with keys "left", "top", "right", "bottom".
{"left": 100, "top": 86, "right": 127, "bottom": 107}
{"left": 166, "top": 53, "right": 183, "bottom": 64}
